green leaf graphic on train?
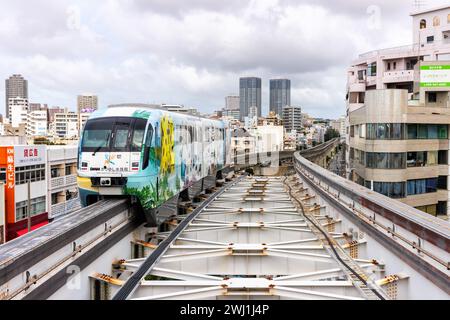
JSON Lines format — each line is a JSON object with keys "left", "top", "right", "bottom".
{"left": 124, "top": 185, "right": 157, "bottom": 209}
{"left": 132, "top": 110, "right": 152, "bottom": 119}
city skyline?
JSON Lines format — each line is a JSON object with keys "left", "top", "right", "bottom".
{"left": 0, "top": 0, "right": 449, "bottom": 119}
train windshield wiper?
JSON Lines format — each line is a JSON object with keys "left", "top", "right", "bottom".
{"left": 92, "top": 133, "right": 111, "bottom": 156}
{"left": 92, "top": 145, "right": 103, "bottom": 156}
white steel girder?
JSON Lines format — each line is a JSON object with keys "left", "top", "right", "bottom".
{"left": 108, "top": 176, "right": 389, "bottom": 300}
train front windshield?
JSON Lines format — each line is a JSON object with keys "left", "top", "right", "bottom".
{"left": 81, "top": 117, "right": 147, "bottom": 152}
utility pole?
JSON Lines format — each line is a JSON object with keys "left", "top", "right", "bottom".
{"left": 27, "top": 179, "right": 31, "bottom": 233}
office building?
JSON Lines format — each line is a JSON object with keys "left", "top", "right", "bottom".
{"left": 270, "top": 79, "right": 291, "bottom": 116}
{"left": 239, "top": 77, "right": 261, "bottom": 120}
{"left": 346, "top": 5, "right": 450, "bottom": 217}
{"left": 77, "top": 94, "right": 98, "bottom": 114}
{"left": 282, "top": 105, "right": 302, "bottom": 133}
{"left": 5, "top": 74, "right": 28, "bottom": 119}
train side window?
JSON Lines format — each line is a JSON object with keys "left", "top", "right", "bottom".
{"left": 142, "top": 125, "right": 153, "bottom": 170}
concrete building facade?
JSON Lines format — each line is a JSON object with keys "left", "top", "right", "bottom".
{"left": 26, "top": 110, "right": 47, "bottom": 136}
{"left": 8, "top": 98, "right": 28, "bottom": 128}
{"left": 346, "top": 5, "right": 450, "bottom": 218}
{"left": 225, "top": 95, "right": 240, "bottom": 111}
{"left": 282, "top": 105, "right": 302, "bottom": 133}
{"left": 47, "top": 146, "right": 80, "bottom": 220}
{"left": 52, "top": 110, "right": 79, "bottom": 139}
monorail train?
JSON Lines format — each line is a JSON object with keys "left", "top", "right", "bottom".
{"left": 77, "top": 104, "right": 231, "bottom": 226}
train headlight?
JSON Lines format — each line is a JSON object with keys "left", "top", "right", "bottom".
{"left": 100, "top": 178, "right": 111, "bottom": 186}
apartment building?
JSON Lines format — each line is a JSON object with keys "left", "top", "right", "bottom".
{"left": 79, "top": 111, "right": 93, "bottom": 137}
{"left": 47, "top": 146, "right": 80, "bottom": 220}
{"left": 52, "top": 110, "right": 79, "bottom": 139}
{"left": 77, "top": 94, "right": 98, "bottom": 114}
{"left": 8, "top": 97, "right": 28, "bottom": 127}
{"left": 346, "top": 6, "right": 450, "bottom": 218}
{"left": 26, "top": 110, "right": 47, "bottom": 136}
{"left": 282, "top": 106, "right": 302, "bottom": 133}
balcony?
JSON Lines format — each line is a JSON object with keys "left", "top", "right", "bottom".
{"left": 50, "top": 174, "right": 78, "bottom": 190}
{"left": 50, "top": 198, "right": 81, "bottom": 219}
{"left": 383, "top": 70, "right": 414, "bottom": 83}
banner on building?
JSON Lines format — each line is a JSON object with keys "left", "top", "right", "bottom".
{"left": 420, "top": 65, "right": 450, "bottom": 87}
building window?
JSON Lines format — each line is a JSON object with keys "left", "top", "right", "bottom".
{"left": 437, "top": 176, "right": 447, "bottom": 189}
{"left": 357, "top": 70, "right": 365, "bottom": 81}
{"left": 373, "top": 181, "right": 405, "bottom": 198}
{"left": 416, "top": 204, "right": 437, "bottom": 216}
{"left": 15, "top": 196, "right": 46, "bottom": 221}
{"left": 407, "top": 178, "right": 437, "bottom": 196}
{"left": 15, "top": 164, "right": 46, "bottom": 184}
{"left": 387, "top": 62, "right": 391, "bottom": 71}
{"left": 437, "top": 201, "right": 447, "bottom": 216}
{"left": 0, "top": 168, "right": 5, "bottom": 182}
{"left": 407, "top": 124, "right": 447, "bottom": 139}
{"left": 438, "top": 150, "right": 448, "bottom": 164}
{"left": 420, "top": 19, "right": 426, "bottom": 29}
{"left": 427, "top": 36, "right": 434, "bottom": 43}
{"left": 428, "top": 92, "right": 437, "bottom": 103}
{"left": 433, "top": 16, "right": 440, "bottom": 26}
{"left": 366, "top": 123, "right": 404, "bottom": 140}
{"left": 367, "top": 63, "right": 377, "bottom": 76}
{"left": 366, "top": 152, "right": 406, "bottom": 169}
{"left": 393, "top": 62, "right": 397, "bottom": 70}
{"left": 448, "top": 14, "right": 450, "bottom": 24}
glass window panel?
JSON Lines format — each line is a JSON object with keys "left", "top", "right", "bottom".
{"left": 377, "top": 153, "right": 387, "bottom": 169}
{"left": 438, "top": 125, "right": 448, "bottom": 139}
{"left": 428, "top": 125, "right": 438, "bottom": 139}
{"left": 438, "top": 150, "right": 448, "bottom": 165}
{"left": 113, "top": 129, "right": 129, "bottom": 148}
{"left": 417, "top": 179, "right": 426, "bottom": 194}
{"left": 407, "top": 152, "right": 416, "bottom": 167}
{"left": 437, "top": 176, "right": 447, "bottom": 189}
{"left": 407, "top": 124, "right": 417, "bottom": 139}
{"left": 407, "top": 180, "right": 415, "bottom": 195}
{"left": 392, "top": 182, "right": 404, "bottom": 198}
{"left": 373, "top": 182, "right": 382, "bottom": 194}
{"left": 426, "top": 178, "right": 437, "bottom": 193}
{"left": 417, "top": 152, "right": 426, "bottom": 167}
{"left": 418, "top": 125, "right": 428, "bottom": 139}
{"left": 376, "top": 124, "right": 386, "bottom": 139}
{"left": 392, "top": 124, "right": 402, "bottom": 139}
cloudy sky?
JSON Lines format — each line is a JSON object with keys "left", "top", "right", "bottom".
{"left": 0, "top": 0, "right": 448, "bottom": 119}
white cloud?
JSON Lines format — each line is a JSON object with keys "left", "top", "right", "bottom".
{"left": 0, "top": 0, "right": 448, "bottom": 118}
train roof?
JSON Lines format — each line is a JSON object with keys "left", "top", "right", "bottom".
{"left": 87, "top": 104, "right": 226, "bottom": 124}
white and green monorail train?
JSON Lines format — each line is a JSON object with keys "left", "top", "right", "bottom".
{"left": 77, "top": 104, "right": 231, "bottom": 225}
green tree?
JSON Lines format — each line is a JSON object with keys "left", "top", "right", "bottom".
{"left": 324, "top": 128, "right": 340, "bottom": 142}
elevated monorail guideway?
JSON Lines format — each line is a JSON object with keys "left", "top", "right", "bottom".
{"left": 105, "top": 176, "right": 389, "bottom": 300}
